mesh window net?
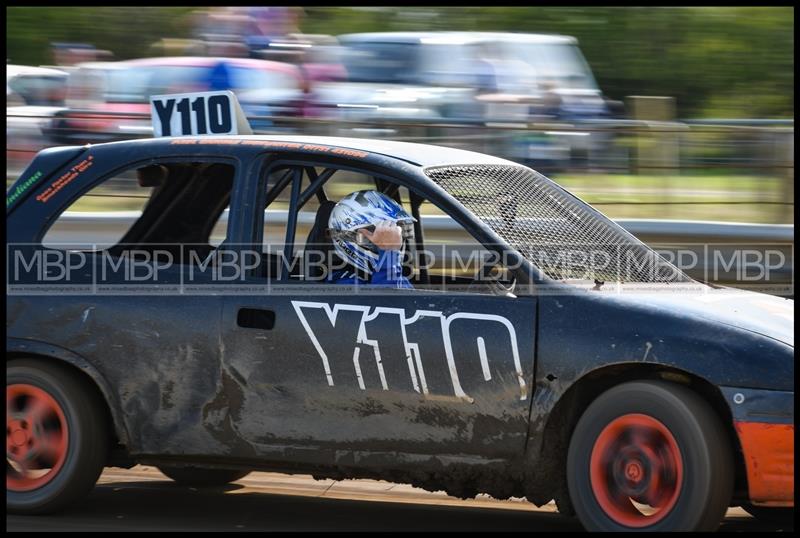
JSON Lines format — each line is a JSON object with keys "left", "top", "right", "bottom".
{"left": 425, "top": 164, "right": 690, "bottom": 284}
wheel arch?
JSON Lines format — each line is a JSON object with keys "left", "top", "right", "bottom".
{"left": 7, "top": 337, "right": 130, "bottom": 447}
{"left": 532, "top": 362, "right": 748, "bottom": 513}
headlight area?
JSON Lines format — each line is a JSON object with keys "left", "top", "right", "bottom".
{"left": 721, "top": 387, "right": 794, "bottom": 507}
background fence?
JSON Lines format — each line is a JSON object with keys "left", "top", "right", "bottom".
{"left": 8, "top": 113, "right": 794, "bottom": 224}
{"left": 7, "top": 113, "right": 794, "bottom": 295}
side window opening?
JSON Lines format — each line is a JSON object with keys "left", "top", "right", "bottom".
{"left": 259, "top": 163, "right": 380, "bottom": 281}
{"left": 42, "top": 161, "right": 235, "bottom": 265}
{"left": 42, "top": 167, "right": 155, "bottom": 251}
{"left": 210, "top": 206, "right": 230, "bottom": 247}
{"left": 256, "top": 161, "right": 513, "bottom": 295}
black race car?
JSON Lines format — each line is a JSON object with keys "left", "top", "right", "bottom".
{"left": 6, "top": 101, "right": 794, "bottom": 531}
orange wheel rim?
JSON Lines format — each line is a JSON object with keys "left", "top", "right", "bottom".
{"left": 7, "top": 384, "right": 69, "bottom": 492}
{"left": 589, "top": 413, "right": 683, "bottom": 527}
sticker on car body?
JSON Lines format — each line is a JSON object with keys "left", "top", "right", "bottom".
{"left": 6, "top": 170, "right": 43, "bottom": 207}
{"left": 292, "top": 300, "right": 527, "bottom": 402}
{"left": 35, "top": 156, "right": 94, "bottom": 203}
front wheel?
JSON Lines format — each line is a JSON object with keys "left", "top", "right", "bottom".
{"left": 158, "top": 465, "right": 250, "bottom": 486}
{"left": 7, "top": 359, "right": 109, "bottom": 514}
{"left": 567, "top": 380, "right": 733, "bottom": 531}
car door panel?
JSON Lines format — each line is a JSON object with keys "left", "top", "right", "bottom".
{"left": 221, "top": 290, "right": 536, "bottom": 460}
{"left": 6, "top": 148, "right": 246, "bottom": 458}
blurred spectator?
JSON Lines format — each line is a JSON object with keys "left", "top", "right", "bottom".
{"left": 51, "top": 42, "right": 112, "bottom": 67}
{"left": 192, "top": 8, "right": 250, "bottom": 57}
{"left": 536, "top": 80, "right": 565, "bottom": 119}
{"left": 248, "top": 7, "right": 302, "bottom": 40}
{"left": 244, "top": 7, "right": 305, "bottom": 59}
{"left": 208, "top": 61, "right": 232, "bottom": 91}
{"left": 190, "top": 7, "right": 305, "bottom": 59}
{"left": 471, "top": 42, "right": 499, "bottom": 95}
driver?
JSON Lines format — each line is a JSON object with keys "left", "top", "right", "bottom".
{"left": 327, "top": 190, "right": 415, "bottom": 288}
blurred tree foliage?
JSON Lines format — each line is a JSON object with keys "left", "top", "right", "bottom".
{"left": 6, "top": 7, "right": 196, "bottom": 64}
{"left": 7, "top": 6, "right": 793, "bottom": 118}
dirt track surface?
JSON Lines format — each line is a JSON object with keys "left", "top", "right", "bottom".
{"left": 7, "top": 466, "right": 793, "bottom": 532}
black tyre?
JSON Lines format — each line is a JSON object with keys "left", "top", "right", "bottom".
{"left": 741, "top": 503, "right": 795, "bottom": 525}
{"left": 7, "top": 358, "right": 109, "bottom": 514}
{"left": 567, "top": 380, "right": 733, "bottom": 531}
{"left": 158, "top": 465, "right": 250, "bottom": 486}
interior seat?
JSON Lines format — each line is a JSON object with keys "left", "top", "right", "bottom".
{"left": 303, "top": 200, "right": 339, "bottom": 281}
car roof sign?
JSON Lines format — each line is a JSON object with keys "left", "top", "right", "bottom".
{"left": 150, "top": 90, "right": 252, "bottom": 137}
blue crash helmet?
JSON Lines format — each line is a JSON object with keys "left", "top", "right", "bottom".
{"left": 328, "top": 190, "right": 416, "bottom": 275}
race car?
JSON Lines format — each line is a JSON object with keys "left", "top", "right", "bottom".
{"left": 6, "top": 92, "right": 794, "bottom": 531}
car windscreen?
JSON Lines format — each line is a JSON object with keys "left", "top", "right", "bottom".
{"left": 505, "top": 43, "right": 599, "bottom": 91}
{"left": 425, "top": 164, "right": 690, "bottom": 284}
{"left": 8, "top": 74, "right": 68, "bottom": 106}
{"left": 415, "top": 44, "right": 485, "bottom": 87}
{"left": 104, "top": 66, "right": 213, "bottom": 103}
{"left": 340, "top": 42, "right": 420, "bottom": 83}
{"left": 228, "top": 66, "right": 299, "bottom": 92}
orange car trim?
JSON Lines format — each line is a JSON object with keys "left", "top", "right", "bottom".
{"left": 734, "top": 421, "right": 794, "bottom": 507}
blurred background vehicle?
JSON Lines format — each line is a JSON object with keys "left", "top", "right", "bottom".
{"left": 45, "top": 56, "right": 308, "bottom": 145}
{"left": 7, "top": 64, "right": 68, "bottom": 107}
{"left": 313, "top": 31, "right": 617, "bottom": 170}
{"left": 288, "top": 33, "right": 347, "bottom": 84}
{"left": 322, "top": 32, "right": 481, "bottom": 122}
{"left": 7, "top": 64, "right": 69, "bottom": 176}
{"left": 323, "top": 31, "right": 613, "bottom": 121}
{"left": 6, "top": 6, "right": 794, "bottom": 239}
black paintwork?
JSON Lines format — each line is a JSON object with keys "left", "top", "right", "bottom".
{"left": 6, "top": 136, "right": 794, "bottom": 504}
{"left": 719, "top": 387, "right": 794, "bottom": 424}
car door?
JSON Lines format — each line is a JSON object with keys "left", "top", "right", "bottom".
{"left": 6, "top": 146, "right": 246, "bottom": 457}
{"left": 220, "top": 156, "right": 537, "bottom": 463}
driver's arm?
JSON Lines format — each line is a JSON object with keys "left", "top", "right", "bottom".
{"left": 358, "top": 223, "right": 412, "bottom": 289}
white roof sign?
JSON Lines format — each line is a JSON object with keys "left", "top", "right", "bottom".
{"left": 150, "top": 90, "right": 252, "bottom": 137}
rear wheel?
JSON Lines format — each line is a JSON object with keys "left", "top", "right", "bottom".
{"left": 567, "top": 380, "right": 733, "bottom": 531}
{"left": 7, "top": 359, "right": 109, "bottom": 514}
{"left": 158, "top": 465, "right": 250, "bottom": 486}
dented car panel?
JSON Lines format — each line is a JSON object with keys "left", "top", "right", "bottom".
{"left": 219, "top": 291, "right": 536, "bottom": 459}
{"left": 6, "top": 135, "right": 794, "bottom": 508}
{"left": 525, "top": 287, "right": 795, "bottom": 465}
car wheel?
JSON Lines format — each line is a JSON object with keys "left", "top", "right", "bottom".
{"left": 158, "top": 465, "right": 250, "bottom": 486}
{"left": 567, "top": 380, "right": 733, "bottom": 531}
{"left": 740, "top": 503, "right": 795, "bottom": 525}
{"left": 7, "top": 358, "right": 109, "bottom": 514}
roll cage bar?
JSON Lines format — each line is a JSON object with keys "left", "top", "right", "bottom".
{"left": 261, "top": 162, "right": 429, "bottom": 284}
